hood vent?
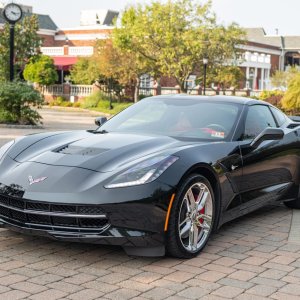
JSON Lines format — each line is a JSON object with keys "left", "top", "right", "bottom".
{"left": 55, "top": 145, "right": 109, "bottom": 156}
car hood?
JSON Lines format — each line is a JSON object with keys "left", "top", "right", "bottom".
{"left": 12, "top": 131, "right": 203, "bottom": 172}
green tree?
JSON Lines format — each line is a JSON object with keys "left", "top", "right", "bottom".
{"left": 215, "top": 66, "right": 245, "bottom": 90}
{"left": 70, "top": 57, "right": 103, "bottom": 85}
{"left": 23, "top": 55, "right": 58, "bottom": 85}
{"left": 281, "top": 73, "right": 300, "bottom": 110}
{"left": 0, "top": 15, "right": 42, "bottom": 81}
{"left": 113, "top": 0, "right": 245, "bottom": 93}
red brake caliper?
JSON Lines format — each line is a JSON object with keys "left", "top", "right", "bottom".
{"left": 199, "top": 207, "right": 205, "bottom": 226}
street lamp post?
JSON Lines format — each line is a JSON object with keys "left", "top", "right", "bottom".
{"left": 203, "top": 58, "right": 208, "bottom": 96}
{"left": 109, "top": 77, "right": 113, "bottom": 110}
{"left": 2, "top": 3, "right": 23, "bottom": 81}
{"left": 9, "top": 24, "right": 15, "bottom": 82}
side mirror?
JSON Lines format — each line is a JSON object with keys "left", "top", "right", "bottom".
{"left": 250, "top": 127, "right": 284, "bottom": 149}
{"left": 95, "top": 117, "right": 107, "bottom": 127}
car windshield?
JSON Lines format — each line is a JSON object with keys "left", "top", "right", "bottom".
{"left": 99, "top": 98, "right": 242, "bottom": 141}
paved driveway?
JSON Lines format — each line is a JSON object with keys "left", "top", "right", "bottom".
{"left": 0, "top": 108, "right": 299, "bottom": 300}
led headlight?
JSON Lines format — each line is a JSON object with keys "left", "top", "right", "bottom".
{"left": 0, "top": 140, "right": 14, "bottom": 160}
{"left": 105, "top": 155, "right": 178, "bottom": 188}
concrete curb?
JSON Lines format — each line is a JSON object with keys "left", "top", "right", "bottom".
{"left": 0, "top": 124, "right": 44, "bottom": 129}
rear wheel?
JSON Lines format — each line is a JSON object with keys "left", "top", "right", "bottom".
{"left": 166, "top": 174, "right": 216, "bottom": 258}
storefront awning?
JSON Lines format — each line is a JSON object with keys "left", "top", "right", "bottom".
{"left": 53, "top": 56, "right": 78, "bottom": 71}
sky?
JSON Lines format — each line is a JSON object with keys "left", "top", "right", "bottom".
{"left": 5, "top": 0, "right": 300, "bottom": 36}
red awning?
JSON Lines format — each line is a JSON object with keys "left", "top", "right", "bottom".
{"left": 53, "top": 56, "right": 78, "bottom": 71}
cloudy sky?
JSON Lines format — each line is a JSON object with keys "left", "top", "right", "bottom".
{"left": 7, "top": 0, "right": 300, "bottom": 36}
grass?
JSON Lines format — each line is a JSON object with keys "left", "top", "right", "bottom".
{"left": 81, "top": 91, "right": 133, "bottom": 115}
{"left": 89, "top": 100, "right": 133, "bottom": 115}
{"left": 47, "top": 92, "right": 133, "bottom": 116}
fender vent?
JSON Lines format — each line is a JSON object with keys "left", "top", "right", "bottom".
{"left": 287, "top": 123, "right": 300, "bottom": 129}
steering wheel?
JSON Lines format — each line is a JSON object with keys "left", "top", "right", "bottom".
{"left": 204, "top": 124, "right": 228, "bottom": 135}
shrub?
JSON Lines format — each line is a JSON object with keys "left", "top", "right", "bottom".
{"left": 281, "top": 73, "right": 300, "bottom": 110}
{"left": 82, "top": 91, "right": 110, "bottom": 108}
{"left": 0, "top": 82, "right": 43, "bottom": 125}
{"left": 23, "top": 55, "right": 58, "bottom": 85}
{"left": 138, "top": 94, "right": 152, "bottom": 100}
{"left": 259, "top": 90, "right": 284, "bottom": 107}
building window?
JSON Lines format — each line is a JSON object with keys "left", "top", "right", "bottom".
{"left": 185, "top": 75, "right": 196, "bottom": 90}
{"left": 140, "top": 74, "right": 154, "bottom": 88}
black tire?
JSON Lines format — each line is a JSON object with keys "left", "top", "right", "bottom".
{"left": 166, "top": 174, "right": 216, "bottom": 258}
{"left": 284, "top": 199, "right": 300, "bottom": 209}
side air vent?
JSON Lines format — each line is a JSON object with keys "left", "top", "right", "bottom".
{"left": 54, "top": 145, "right": 109, "bottom": 156}
{"left": 287, "top": 123, "right": 300, "bottom": 129}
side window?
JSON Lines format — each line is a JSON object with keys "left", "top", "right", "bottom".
{"left": 243, "top": 105, "right": 277, "bottom": 140}
{"left": 270, "top": 107, "right": 287, "bottom": 126}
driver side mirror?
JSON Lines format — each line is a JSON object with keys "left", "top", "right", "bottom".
{"left": 95, "top": 117, "right": 107, "bottom": 127}
{"left": 250, "top": 127, "right": 284, "bottom": 149}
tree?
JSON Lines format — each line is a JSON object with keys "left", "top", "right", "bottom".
{"left": 281, "top": 73, "right": 300, "bottom": 110}
{"left": 70, "top": 57, "right": 103, "bottom": 85}
{"left": 95, "top": 40, "right": 151, "bottom": 102}
{"left": 215, "top": 66, "right": 245, "bottom": 90}
{"left": 23, "top": 55, "right": 58, "bottom": 85}
{"left": 0, "top": 15, "right": 42, "bottom": 81}
{"left": 113, "top": 0, "right": 245, "bottom": 93}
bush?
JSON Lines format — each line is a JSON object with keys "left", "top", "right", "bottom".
{"left": 82, "top": 91, "right": 110, "bottom": 109}
{"left": 0, "top": 82, "right": 43, "bottom": 125}
{"left": 259, "top": 90, "right": 284, "bottom": 107}
{"left": 23, "top": 55, "right": 58, "bottom": 85}
{"left": 281, "top": 73, "right": 300, "bottom": 111}
{"left": 138, "top": 94, "right": 152, "bottom": 100}
{"left": 49, "top": 96, "right": 81, "bottom": 108}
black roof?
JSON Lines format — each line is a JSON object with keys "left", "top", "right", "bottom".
{"left": 0, "top": 9, "right": 58, "bottom": 31}
{"left": 147, "top": 94, "right": 267, "bottom": 106}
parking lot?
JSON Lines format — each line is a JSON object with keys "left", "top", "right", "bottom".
{"left": 0, "top": 108, "right": 299, "bottom": 300}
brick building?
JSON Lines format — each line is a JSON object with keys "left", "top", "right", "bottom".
{"left": 1, "top": 4, "right": 299, "bottom": 90}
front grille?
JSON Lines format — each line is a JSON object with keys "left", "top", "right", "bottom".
{"left": 0, "top": 194, "right": 109, "bottom": 233}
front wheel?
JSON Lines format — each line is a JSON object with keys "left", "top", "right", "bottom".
{"left": 166, "top": 174, "right": 216, "bottom": 258}
{"left": 284, "top": 198, "right": 300, "bottom": 209}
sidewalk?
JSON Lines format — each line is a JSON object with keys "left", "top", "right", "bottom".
{"left": 0, "top": 107, "right": 299, "bottom": 299}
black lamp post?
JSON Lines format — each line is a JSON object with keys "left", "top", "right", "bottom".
{"left": 109, "top": 77, "right": 113, "bottom": 110}
{"left": 203, "top": 58, "right": 208, "bottom": 95}
{"left": 2, "top": 3, "right": 23, "bottom": 81}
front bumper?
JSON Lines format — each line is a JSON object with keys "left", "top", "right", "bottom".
{"left": 0, "top": 185, "right": 171, "bottom": 255}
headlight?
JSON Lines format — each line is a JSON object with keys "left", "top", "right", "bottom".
{"left": 105, "top": 155, "right": 178, "bottom": 188}
{"left": 0, "top": 140, "right": 14, "bottom": 160}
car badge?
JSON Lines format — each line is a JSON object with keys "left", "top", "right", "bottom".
{"left": 28, "top": 175, "right": 47, "bottom": 185}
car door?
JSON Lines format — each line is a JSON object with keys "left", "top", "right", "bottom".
{"left": 238, "top": 104, "right": 296, "bottom": 213}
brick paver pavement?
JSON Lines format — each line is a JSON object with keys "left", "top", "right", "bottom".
{"left": 0, "top": 107, "right": 299, "bottom": 299}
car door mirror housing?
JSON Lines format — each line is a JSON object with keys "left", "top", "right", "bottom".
{"left": 95, "top": 117, "right": 107, "bottom": 127}
{"left": 250, "top": 127, "right": 284, "bottom": 149}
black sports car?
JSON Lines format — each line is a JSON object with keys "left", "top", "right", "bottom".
{"left": 0, "top": 95, "right": 299, "bottom": 258}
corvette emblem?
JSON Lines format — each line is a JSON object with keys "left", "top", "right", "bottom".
{"left": 28, "top": 175, "right": 47, "bottom": 185}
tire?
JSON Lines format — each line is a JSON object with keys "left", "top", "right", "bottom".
{"left": 166, "top": 174, "right": 216, "bottom": 258}
{"left": 284, "top": 199, "right": 300, "bottom": 209}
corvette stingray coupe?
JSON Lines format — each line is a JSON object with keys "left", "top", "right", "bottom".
{"left": 0, "top": 95, "right": 299, "bottom": 258}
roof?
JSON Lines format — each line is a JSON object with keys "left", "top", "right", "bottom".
{"left": 245, "top": 27, "right": 300, "bottom": 51}
{"left": 245, "top": 28, "right": 283, "bottom": 48}
{"left": 283, "top": 36, "right": 300, "bottom": 50}
{"left": 0, "top": 9, "right": 58, "bottom": 31}
{"left": 147, "top": 94, "right": 267, "bottom": 106}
